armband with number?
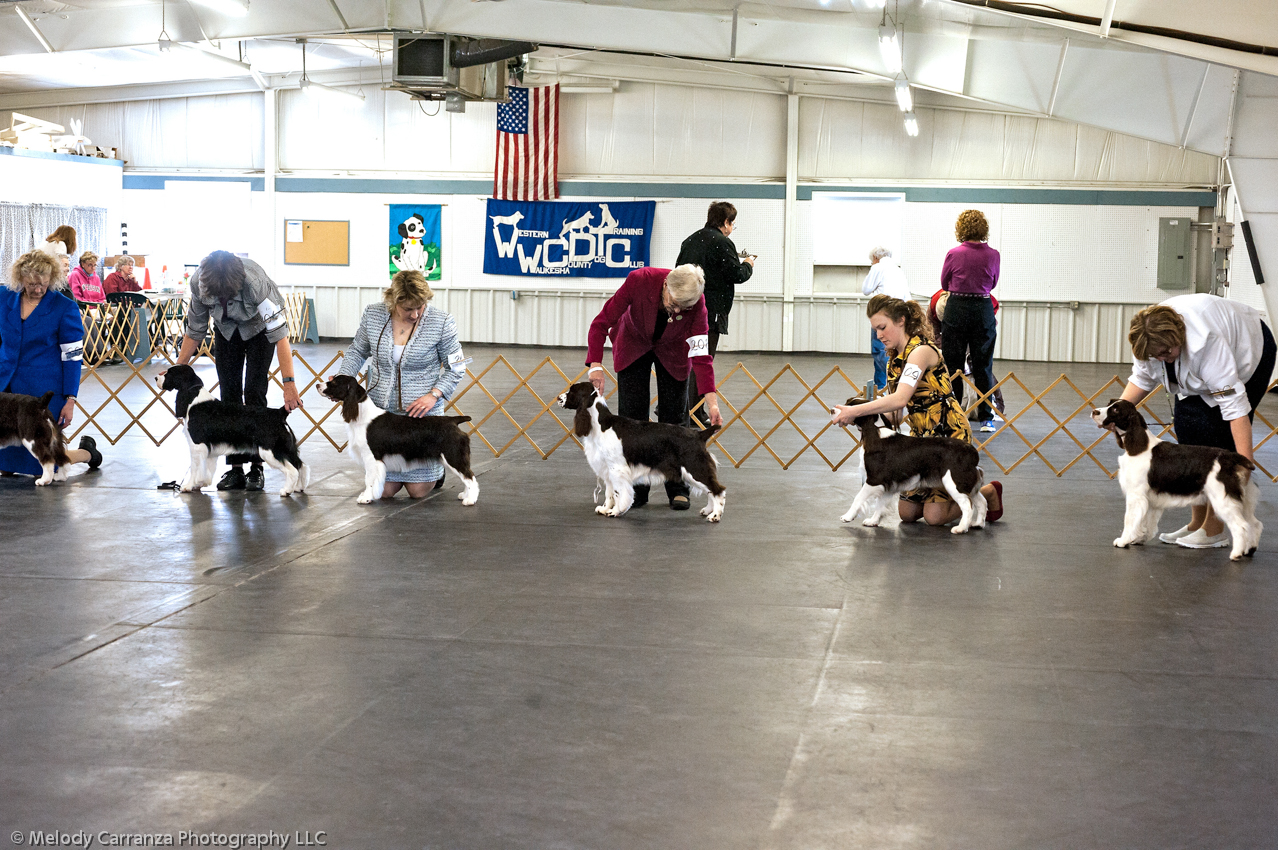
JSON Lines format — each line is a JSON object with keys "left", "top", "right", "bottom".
{"left": 898, "top": 363, "right": 924, "bottom": 389}
{"left": 687, "top": 334, "right": 709, "bottom": 359}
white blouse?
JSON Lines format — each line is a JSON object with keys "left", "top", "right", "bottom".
{"left": 1129, "top": 294, "right": 1266, "bottom": 421}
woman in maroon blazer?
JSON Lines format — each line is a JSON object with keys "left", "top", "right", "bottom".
{"left": 586, "top": 264, "right": 723, "bottom": 510}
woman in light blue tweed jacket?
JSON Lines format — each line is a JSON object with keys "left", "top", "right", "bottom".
{"left": 338, "top": 270, "right": 468, "bottom": 498}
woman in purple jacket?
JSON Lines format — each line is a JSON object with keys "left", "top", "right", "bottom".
{"left": 940, "top": 209, "right": 1000, "bottom": 429}
{"left": 586, "top": 264, "right": 723, "bottom": 510}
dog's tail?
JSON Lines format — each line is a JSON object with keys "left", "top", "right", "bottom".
{"left": 697, "top": 425, "right": 722, "bottom": 443}
{"left": 37, "top": 391, "right": 55, "bottom": 409}
{"left": 447, "top": 415, "right": 473, "bottom": 425}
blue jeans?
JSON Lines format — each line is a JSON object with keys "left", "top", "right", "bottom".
{"left": 870, "top": 334, "right": 888, "bottom": 391}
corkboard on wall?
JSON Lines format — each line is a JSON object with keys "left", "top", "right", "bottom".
{"left": 283, "top": 220, "right": 350, "bottom": 266}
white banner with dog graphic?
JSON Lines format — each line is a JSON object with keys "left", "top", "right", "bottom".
{"left": 483, "top": 198, "right": 656, "bottom": 278}
{"left": 389, "top": 204, "right": 442, "bottom": 282}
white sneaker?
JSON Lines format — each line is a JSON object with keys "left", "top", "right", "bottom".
{"left": 1158, "top": 524, "right": 1195, "bottom": 545}
{"left": 1175, "top": 528, "right": 1231, "bottom": 549}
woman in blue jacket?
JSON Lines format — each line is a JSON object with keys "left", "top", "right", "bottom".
{"left": 0, "top": 250, "right": 102, "bottom": 476}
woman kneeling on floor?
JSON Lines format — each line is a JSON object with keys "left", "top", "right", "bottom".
{"left": 832, "top": 294, "right": 1003, "bottom": 526}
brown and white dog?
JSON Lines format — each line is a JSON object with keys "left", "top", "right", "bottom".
{"left": 837, "top": 398, "right": 987, "bottom": 533}
{"left": 0, "top": 391, "right": 70, "bottom": 485}
{"left": 1092, "top": 399, "right": 1261, "bottom": 560}
{"left": 317, "top": 374, "right": 479, "bottom": 506}
{"left": 556, "top": 382, "right": 726, "bottom": 522}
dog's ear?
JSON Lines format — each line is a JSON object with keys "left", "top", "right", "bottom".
{"left": 573, "top": 406, "right": 593, "bottom": 439}
{"left": 398, "top": 222, "right": 409, "bottom": 238}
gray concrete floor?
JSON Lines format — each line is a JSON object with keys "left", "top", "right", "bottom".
{"left": 2, "top": 345, "right": 1276, "bottom": 849}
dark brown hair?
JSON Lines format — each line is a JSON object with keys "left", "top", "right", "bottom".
{"left": 45, "top": 225, "right": 77, "bottom": 255}
{"left": 705, "top": 201, "right": 737, "bottom": 230}
{"left": 867, "top": 294, "right": 934, "bottom": 354}
{"left": 198, "top": 250, "right": 247, "bottom": 300}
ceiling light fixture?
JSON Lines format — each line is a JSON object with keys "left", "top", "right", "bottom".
{"left": 188, "top": 0, "right": 250, "bottom": 17}
{"left": 894, "top": 77, "right": 912, "bottom": 112}
{"left": 878, "top": 21, "right": 902, "bottom": 75}
{"left": 298, "top": 40, "right": 365, "bottom": 102}
{"left": 157, "top": 0, "right": 173, "bottom": 52}
{"left": 903, "top": 111, "right": 919, "bottom": 137}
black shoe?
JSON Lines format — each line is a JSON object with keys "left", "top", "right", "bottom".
{"left": 78, "top": 435, "right": 102, "bottom": 470}
{"left": 217, "top": 467, "right": 247, "bottom": 490}
{"left": 434, "top": 473, "right": 445, "bottom": 491}
{"left": 670, "top": 494, "right": 691, "bottom": 511}
{"left": 631, "top": 485, "right": 650, "bottom": 508}
{"left": 245, "top": 466, "right": 265, "bottom": 492}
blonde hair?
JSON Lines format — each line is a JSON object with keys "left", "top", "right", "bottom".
{"left": 383, "top": 269, "right": 433, "bottom": 309}
{"left": 9, "top": 250, "right": 63, "bottom": 292}
{"left": 867, "top": 294, "right": 934, "bottom": 355}
{"left": 1129, "top": 304, "right": 1187, "bottom": 361}
{"left": 665, "top": 264, "right": 705, "bottom": 307}
{"left": 79, "top": 251, "right": 99, "bottom": 270}
{"left": 955, "top": 209, "right": 990, "bottom": 243}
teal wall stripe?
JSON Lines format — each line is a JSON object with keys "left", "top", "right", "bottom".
{"left": 1, "top": 146, "right": 122, "bottom": 167}
{"left": 124, "top": 174, "right": 264, "bottom": 191}
{"left": 121, "top": 173, "right": 1217, "bottom": 207}
{"left": 798, "top": 185, "right": 1217, "bottom": 206}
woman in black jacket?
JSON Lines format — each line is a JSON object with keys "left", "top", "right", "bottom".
{"left": 676, "top": 201, "right": 754, "bottom": 421}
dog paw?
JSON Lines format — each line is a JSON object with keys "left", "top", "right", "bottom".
{"left": 462, "top": 496, "right": 477, "bottom": 506}
{"left": 457, "top": 491, "right": 466, "bottom": 501}
{"left": 706, "top": 512, "right": 722, "bottom": 523}
{"left": 861, "top": 517, "right": 881, "bottom": 527}
{"left": 34, "top": 477, "right": 52, "bottom": 486}
{"left": 951, "top": 526, "right": 969, "bottom": 535}
{"left": 357, "top": 492, "right": 375, "bottom": 505}
{"left": 1246, "top": 546, "right": 1258, "bottom": 557}
{"left": 595, "top": 505, "right": 610, "bottom": 515}
{"left": 1113, "top": 537, "right": 1130, "bottom": 548}
{"left": 839, "top": 513, "right": 856, "bottom": 523}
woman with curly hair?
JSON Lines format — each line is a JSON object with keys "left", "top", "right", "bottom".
{"left": 0, "top": 250, "right": 103, "bottom": 477}
{"left": 940, "top": 209, "right": 1000, "bottom": 431}
{"left": 832, "top": 294, "right": 1002, "bottom": 526}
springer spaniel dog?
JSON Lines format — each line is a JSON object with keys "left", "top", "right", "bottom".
{"left": 0, "top": 391, "right": 71, "bottom": 486}
{"left": 555, "top": 382, "right": 726, "bottom": 522}
{"left": 316, "top": 374, "right": 479, "bottom": 506}
{"left": 1092, "top": 400, "right": 1261, "bottom": 560}
{"left": 838, "top": 399, "right": 987, "bottom": 533}
{"left": 156, "top": 365, "right": 309, "bottom": 497}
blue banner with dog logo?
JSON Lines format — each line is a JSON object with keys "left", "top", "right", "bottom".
{"left": 389, "top": 204, "right": 442, "bottom": 282}
{"left": 483, "top": 199, "right": 656, "bottom": 278}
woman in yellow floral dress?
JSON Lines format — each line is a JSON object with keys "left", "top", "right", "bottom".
{"left": 832, "top": 294, "right": 1004, "bottom": 526}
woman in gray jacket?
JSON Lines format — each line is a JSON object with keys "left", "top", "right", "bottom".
{"left": 338, "top": 270, "right": 467, "bottom": 499}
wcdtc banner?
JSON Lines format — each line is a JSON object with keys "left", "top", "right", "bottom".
{"left": 484, "top": 198, "right": 656, "bottom": 278}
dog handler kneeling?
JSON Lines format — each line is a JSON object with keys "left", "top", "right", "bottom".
{"left": 1119, "top": 294, "right": 1276, "bottom": 549}
{"left": 174, "top": 251, "right": 301, "bottom": 492}
{"left": 832, "top": 294, "right": 1003, "bottom": 527}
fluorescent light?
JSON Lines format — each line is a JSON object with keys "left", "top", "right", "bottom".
{"left": 878, "top": 24, "right": 902, "bottom": 74}
{"left": 894, "top": 77, "right": 912, "bottom": 112}
{"left": 301, "top": 78, "right": 365, "bottom": 101}
{"left": 903, "top": 111, "right": 919, "bottom": 137}
{"left": 179, "top": 42, "right": 252, "bottom": 72}
{"left": 188, "top": 0, "right": 250, "bottom": 16}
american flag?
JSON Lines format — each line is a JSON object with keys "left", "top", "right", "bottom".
{"left": 493, "top": 85, "right": 559, "bottom": 201}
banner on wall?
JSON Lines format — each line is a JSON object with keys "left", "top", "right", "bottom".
{"left": 483, "top": 198, "right": 656, "bottom": 278}
{"left": 388, "top": 204, "right": 442, "bottom": 282}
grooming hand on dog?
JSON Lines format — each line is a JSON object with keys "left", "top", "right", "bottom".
{"left": 831, "top": 294, "right": 1002, "bottom": 528}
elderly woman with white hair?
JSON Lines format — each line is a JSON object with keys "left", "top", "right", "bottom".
{"left": 103, "top": 255, "right": 142, "bottom": 295}
{"left": 586, "top": 264, "right": 723, "bottom": 511}
{"left": 862, "top": 246, "right": 911, "bottom": 391}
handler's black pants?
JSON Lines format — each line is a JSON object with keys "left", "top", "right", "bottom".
{"left": 942, "top": 295, "right": 997, "bottom": 422}
{"left": 616, "top": 351, "right": 691, "bottom": 503}
{"left": 214, "top": 328, "right": 274, "bottom": 466}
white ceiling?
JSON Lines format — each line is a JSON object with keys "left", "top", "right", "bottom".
{"left": 0, "top": 0, "right": 1274, "bottom": 157}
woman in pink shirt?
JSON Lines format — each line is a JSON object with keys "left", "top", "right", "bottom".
{"left": 68, "top": 251, "right": 105, "bottom": 303}
{"left": 939, "top": 210, "right": 1000, "bottom": 429}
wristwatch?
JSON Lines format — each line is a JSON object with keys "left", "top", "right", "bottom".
{"left": 282, "top": 377, "right": 295, "bottom": 384}
{"left": 430, "top": 388, "right": 443, "bottom": 399}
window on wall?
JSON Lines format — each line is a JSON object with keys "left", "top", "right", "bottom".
{"left": 162, "top": 180, "right": 252, "bottom": 265}
{"left": 811, "top": 193, "right": 905, "bottom": 266}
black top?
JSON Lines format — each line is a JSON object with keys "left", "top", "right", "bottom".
{"left": 652, "top": 309, "right": 669, "bottom": 344}
{"left": 675, "top": 226, "right": 753, "bottom": 335}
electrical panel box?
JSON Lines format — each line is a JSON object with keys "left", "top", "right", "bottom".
{"left": 1157, "top": 217, "right": 1193, "bottom": 290}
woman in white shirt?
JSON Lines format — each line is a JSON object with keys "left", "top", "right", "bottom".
{"left": 1119, "top": 294, "right": 1276, "bottom": 549}
{"left": 862, "top": 247, "right": 911, "bottom": 391}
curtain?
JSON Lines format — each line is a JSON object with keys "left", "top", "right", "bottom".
{"left": 0, "top": 202, "right": 108, "bottom": 290}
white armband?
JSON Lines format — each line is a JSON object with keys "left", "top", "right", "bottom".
{"left": 687, "top": 334, "right": 709, "bottom": 358}
{"left": 447, "top": 350, "right": 472, "bottom": 375}
{"left": 257, "top": 298, "right": 287, "bottom": 332}
{"left": 898, "top": 363, "right": 924, "bottom": 389}
{"left": 588, "top": 366, "right": 604, "bottom": 375}
{"left": 60, "top": 341, "right": 83, "bottom": 362}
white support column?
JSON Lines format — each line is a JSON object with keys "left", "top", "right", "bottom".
{"left": 264, "top": 86, "right": 278, "bottom": 279}
{"left": 781, "top": 91, "right": 799, "bottom": 352}
{"left": 1226, "top": 71, "right": 1278, "bottom": 321}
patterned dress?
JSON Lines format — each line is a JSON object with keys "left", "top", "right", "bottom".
{"left": 888, "top": 334, "right": 973, "bottom": 503}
